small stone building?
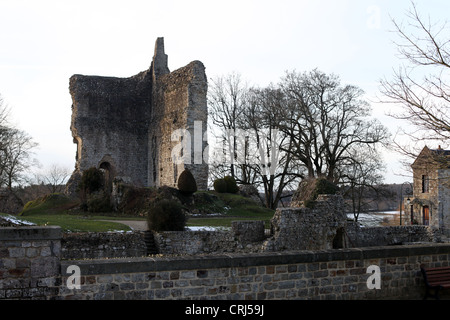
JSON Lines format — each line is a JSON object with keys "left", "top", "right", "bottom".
{"left": 66, "top": 38, "right": 208, "bottom": 194}
{"left": 404, "top": 146, "right": 450, "bottom": 235}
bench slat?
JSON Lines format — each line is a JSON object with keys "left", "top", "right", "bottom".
{"left": 427, "top": 274, "right": 450, "bottom": 279}
{"left": 427, "top": 270, "right": 450, "bottom": 275}
{"left": 421, "top": 266, "right": 450, "bottom": 299}
{"left": 428, "top": 280, "right": 450, "bottom": 287}
{"left": 427, "top": 275, "right": 450, "bottom": 281}
{"left": 423, "top": 267, "right": 450, "bottom": 272}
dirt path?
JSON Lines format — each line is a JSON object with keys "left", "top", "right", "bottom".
{"left": 102, "top": 220, "right": 148, "bottom": 231}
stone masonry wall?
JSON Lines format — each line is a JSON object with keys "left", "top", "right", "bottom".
{"left": 61, "top": 232, "right": 147, "bottom": 260}
{"left": 346, "top": 224, "right": 437, "bottom": 248}
{"left": 2, "top": 226, "right": 450, "bottom": 300}
{"left": 438, "top": 169, "right": 450, "bottom": 234}
{"left": 149, "top": 60, "right": 208, "bottom": 190}
{"left": 0, "top": 226, "right": 61, "bottom": 299}
{"left": 67, "top": 37, "right": 208, "bottom": 194}
{"left": 58, "top": 243, "right": 450, "bottom": 300}
{"left": 68, "top": 70, "right": 153, "bottom": 188}
{"left": 265, "top": 195, "right": 347, "bottom": 251}
{"left": 154, "top": 221, "right": 266, "bottom": 255}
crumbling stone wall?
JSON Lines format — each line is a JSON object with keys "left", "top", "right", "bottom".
{"left": 61, "top": 232, "right": 147, "bottom": 260}
{"left": 66, "top": 38, "right": 208, "bottom": 194}
{"left": 149, "top": 59, "right": 208, "bottom": 189}
{"left": 154, "top": 221, "right": 266, "bottom": 255}
{"left": 264, "top": 195, "right": 347, "bottom": 251}
{"left": 346, "top": 224, "right": 438, "bottom": 247}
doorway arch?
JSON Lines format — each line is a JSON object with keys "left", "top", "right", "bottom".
{"left": 99, "top": 160, "right": 116, "bottom": 196}
{"left": 333, "top": 227, "right": 346, "bottom": 249}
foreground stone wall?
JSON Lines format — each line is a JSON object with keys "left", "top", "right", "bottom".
{"left": 0, "top": 226, "right": 61, "bottom": 299}
{"left": 2, "top": 226, "right": 450, "bottom": 300}
{"left": 58, "top": 243, "right": 450, "bottom": 300}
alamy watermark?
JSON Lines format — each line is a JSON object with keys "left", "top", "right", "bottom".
{"left": 66, "top": 265, "right": 81, "bottom": 290}
{"left": 65, "top": 264, "right": 382, "bottom": 291}
{"left": 366, "top": 5, "right": 381, "bottom": 29}
{"left": 171, "top": 121, "right": 281, "bottom": 175}
{"left": 366, "top": 265, "right": 381, "bottom": 290}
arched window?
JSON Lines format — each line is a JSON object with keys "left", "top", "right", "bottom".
{"left": 99, "top": 161, "right": 115, "bottom": 195}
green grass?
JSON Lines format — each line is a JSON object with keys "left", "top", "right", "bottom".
{"left": 10, "top": 190, "right": 275, "bottom": 232}
{"left": 187, "top": 191, "right": 275, "bottom": 228}
{"left": 16, "top": 193, "right": 134, "bottom": 232}
{"left": 1, "top": 212, "right": 133, "bottom": 232}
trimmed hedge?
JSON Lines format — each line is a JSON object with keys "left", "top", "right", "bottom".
{"left": 147, "top": 199, "right": 186, "bottom": 231}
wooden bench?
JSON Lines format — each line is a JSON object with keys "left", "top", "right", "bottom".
{"left": 420, "top": 265, "right": 450, "bottom": 300}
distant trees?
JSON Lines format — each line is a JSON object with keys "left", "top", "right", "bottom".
{"left": 208, "top": 70, "right": 389, "bottom": 209}
{"left": 380, "top": 2, "right": 450, "bottom": 156}
{"left": 34, "top": 164, "right": 71, "bottom": 194}
{"left": 0, "top": 94, "right": 38, "bottom": 189}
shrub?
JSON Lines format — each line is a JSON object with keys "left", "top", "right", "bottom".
{"left": 79, "top": 167, "right": 104, "bottom": 194}
{"left": 147, "top": 199, "right": 186, "bottom": 231}
{"left": 177, "top": 168, "right": 197, "bottom": 194}
{"left": 315, "top": 178, "right": 340, "bottom": 196}
{"left": 213, "top": 178, "right": 228, "bottom": 193}
{"left": 293, "top": 177, "right": 339, "bottom": 208}
{"left": 224, "top": 176, "right": 239, "bottom": 194}
{"left": 86, "top": 194, "right": 113, "bottom": 213}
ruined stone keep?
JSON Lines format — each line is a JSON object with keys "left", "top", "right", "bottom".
{"left": 66, "top": 38, "right": 208, "bottom": 193}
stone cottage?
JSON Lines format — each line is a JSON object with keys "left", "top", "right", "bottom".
{"left": 404, "top": 146, "right": 450, "bottom": 235}
{"left": 66, "top": 38, "right": 209, "bottom": 194}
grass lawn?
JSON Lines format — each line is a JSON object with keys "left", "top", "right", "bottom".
{"left": 1, "top": 212, "right": 134, "bottom": 232}
{"left": 10, "top": 191, "right": 275, "bottom": 232}
{"left": 187, "top": 191, "right": 275, "bottom": 229}
{"left": 16, "top": 193, "right": 135, "bottom": 232}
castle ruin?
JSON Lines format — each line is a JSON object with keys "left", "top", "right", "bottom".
{"left": 66, "top": 38, "right": 208, "bottom": 194}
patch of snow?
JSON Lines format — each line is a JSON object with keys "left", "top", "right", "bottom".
{"left": 187, "top": 226, "right": 231, "bottom": 232}
{"left": 1, "top": 214, "right": 35, "bottom": 226}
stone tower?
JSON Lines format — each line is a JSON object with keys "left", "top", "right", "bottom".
{"left": 66, "top": 38, "right": 208, "bottom": 195}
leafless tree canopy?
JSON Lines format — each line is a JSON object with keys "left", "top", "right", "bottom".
{"left": 380, "top": 2, "right": 450, "bottom": 154}
{"left": 34, "top": 164, "right": 71, "bottom": 194}
{"left": 208, "top": 70, "right": 389, "bottom": 209}
{"left": 277, "top": 69, "right": 390, "bottom": 183}
{"left": 0, "top": 93, "right": 38, "bottom": 189}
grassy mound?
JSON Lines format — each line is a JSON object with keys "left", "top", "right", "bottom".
{"left": 20, "top": 193, "right": 81, "bottom": 216}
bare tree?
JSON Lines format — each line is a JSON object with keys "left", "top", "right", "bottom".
{"left": 35, "top": 164, "right": 71, "bottom": 194}
{"left": 340, "top": 146, "right": 387, "bottom": 222}
{"left": 208, "top": 72, "right": 250, "bottom": 183}
{"left": 239, "top": 86, "right": 300, "bottom": 209}
{"left": 278, "top": 69, "right": 390, "bottom": 183}
{"left": 0, "top": 94, "right": 38, "bottom": 189}
{"left": 380, "top": 2, "right": 450, "bottom": 155}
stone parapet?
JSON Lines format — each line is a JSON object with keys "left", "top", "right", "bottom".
{"left": 58, "top": 243, "right": 450, "bottom": 300}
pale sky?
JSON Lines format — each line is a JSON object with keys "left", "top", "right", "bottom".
{"left": 0, "top": 0, "right": 449, "bottom": 184}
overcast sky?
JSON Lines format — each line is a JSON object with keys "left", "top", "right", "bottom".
{"left": 0, "top": 0, "right": 449, "bottom": 184}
